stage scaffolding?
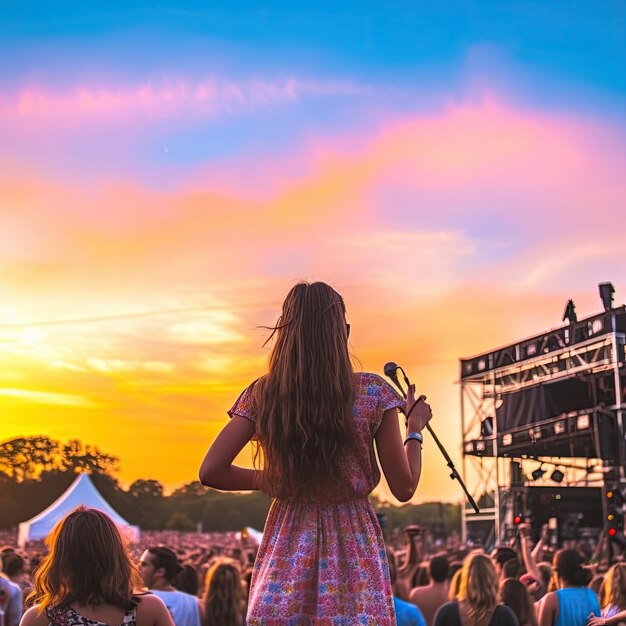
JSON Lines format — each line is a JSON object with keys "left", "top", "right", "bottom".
{"left": 460, "top": 303, "right": 626, "bottom": 545}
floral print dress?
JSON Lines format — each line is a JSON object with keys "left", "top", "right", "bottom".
{"left": 46, "top": 606, "right": 137, "bottom": 626}
{"left": 228, "top": 372, "right": 404, "bottom": 626}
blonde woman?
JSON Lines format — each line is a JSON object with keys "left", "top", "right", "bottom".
{"left": 434, "top": 552, "right": 518, "bottom": 626}
{"left": 588, "top": 563, "right": 626, "bottom": 626}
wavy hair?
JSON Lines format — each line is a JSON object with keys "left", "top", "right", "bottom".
{"left": 499, "top": 577, "right": 538, "bottom": 626}
{"left": 252, "top": 282, "right": 355, "bottom": 499}
{"left": 457, "top": 551, "right": 498, "bottom": 623}
{"left": 602, "top": 563, "right": 626, "bottom": 611}
{"left": 201, "top": 560, "right": 244, "bottom": 626}
{"left": 28, "top": 506, "right": 141, "bottom": 613}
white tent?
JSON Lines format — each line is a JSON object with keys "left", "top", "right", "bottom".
{"left": 18, "top": 473, "right": 140, "bottom": 547}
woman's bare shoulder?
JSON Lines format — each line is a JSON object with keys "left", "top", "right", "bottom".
{"left": 20, "top": 605, "right": 49, "bottom": 626}
{"left": 135, "top": 593, "right": 174, "bottom": 626}
{"left": 135, "top": 593, "right": 167, "bottom": 611}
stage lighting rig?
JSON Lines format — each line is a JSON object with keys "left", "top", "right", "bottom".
{"left": 562, "top": 300, "right": 577, "bottom": 324}
{"left": 606, "top": 485, "right": 625, "bottom": 539}
{"left": 481, "top": 417, "right": 494, "bottom": 437}
{"left": 531, "top": 465, "right": 546, "bottom": 481}
{"left": 550, "top": 468, "right": 565, "bottom": 484}
{"left": 599, "top": 282, "right": 615, "bottom": 312}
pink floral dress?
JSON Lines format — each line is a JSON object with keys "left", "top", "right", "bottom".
{"left": 228, "top": 372, "right": 404, "bottom": 626}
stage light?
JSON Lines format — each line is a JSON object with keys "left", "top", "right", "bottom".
{"left": 609, "top": 528, "right": 617, "bottom": 537}
{"left": 531, "top": 466, "right": 546, "bottom": 481}
{"left": 464, "top": 442, "right": 473, "bottom": 454}
{"left": 513, "top": 514, "right": 523, "bottom": 525}
{"left": 599, "top": 282, "right": 615, "bottom": 312}
{"left": 476, "top": 440, "right": 486, "bottom": 452}
{"left": 577, "top": 414, "right": 590, "bottom": 430}
{"left": 502, "top": 433, "right": 513, "bottom": 446}
{"left": 527, "top": 343, "right": 537, "bottom": 356}
{"left": 481, "top": 417, "right": 494, "bottom": 437}
{"left": 562, "top": 299, "right": 577, "bottom": 324}
{"left": 554, "top": 421, "right": 566, "bottom": 435}
{"left": 529, "top": 427, "right": 542, "bottom": 441}
{"left": 551, "top": 469, "right": 565, "bottom": 483}
{"left": 478, "top": 359, "right": 486, "bottom": 371}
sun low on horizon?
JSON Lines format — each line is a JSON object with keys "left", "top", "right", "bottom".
{"left": 1, "top": 1, "right": 626, "bottom": 503}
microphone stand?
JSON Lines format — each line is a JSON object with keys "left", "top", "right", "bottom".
{"left": 387, "top": 372, "right": 480, "bottom": 514}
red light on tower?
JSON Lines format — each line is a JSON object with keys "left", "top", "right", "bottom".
{"left": 609, "top": 528, "right": 617, "bottom": 537}
{"left": 513, "top": 515, "right": 523, "bottom": 525}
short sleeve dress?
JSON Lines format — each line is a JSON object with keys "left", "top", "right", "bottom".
{"left": 228, "top": 372, "right": 404, "bottom": 626}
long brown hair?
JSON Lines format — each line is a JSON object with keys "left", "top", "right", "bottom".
{"left": 201, "top": 560, "right": 244, "bottom": 626}
{"left": 28, "top": 506, "right": 142, "bottom": 613}
{"left": 499, "top": 577, "right": 538, "bottom": 626}
{"left": 602, "top": 563, "right": 626, "bottom": 610}
{"left": 457, "top": 552, "right": 498, "bottom": 623}
{"left": 252, "top": 281, "right": 355, "bottom": 499}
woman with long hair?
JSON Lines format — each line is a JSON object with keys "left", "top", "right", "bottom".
{"left": 537, "top": 548, "right": 600, "bottom": 626}
{"left": 200, "top": 560, "right": 244, "bottom": 626}
{"left": 499, "top": 578, "right": 538, "bottom": 626}
{"left": 588, "top": 563, "right": 626, "bottom": 626}
{"left": 199, "top": 281, "right": 433, "bottom": 624}
{"left": 433, "top": 552, "right": 518, "bottom": 625}
{"left": 19, "top": 507, "right": 173, "bottom": 626}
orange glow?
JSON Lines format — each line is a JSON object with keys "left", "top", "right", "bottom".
{"left": 1, "top": 96, "right": 625, "bottom": 503}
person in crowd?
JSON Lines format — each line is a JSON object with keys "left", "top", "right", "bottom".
{"left": 499, "top": 578, "right": 538, "bottom": 626}
{"left": 502, "top": 558, "right": 524, "bottom": 580}
{"left": 448, "top": 567, "right": 463, "bottom": 601}
{"left": 492, "top": 547, "right": 518, "bottom": 581}
{"left": 395, "top": 527, "right": 425, "bottom": 601}
{"left": 537, "top": 548, "right": 600, "bottom": 626}
{"left": 0, "top": 550, "right": 23, "bottom": 626}
{"left": 174, "top": 565, "right": 199, "bottom": 597}
{"left": 386, "top": 549, "right": 427, "bottom": 626}
{"left": 198, "top": 281, "right": 433, "bottom": 624}
{"left": 2, "top": 554, "right": 29, "bottom": 594}
{"left": 409, "top": 555, "right": 450, "bottom": 626}
{"left": 590, "top": 574, "right": 606, "bottom": 605}
{"left": 19, "top": 507, "right": 173, "bottom": 626}
{"left": 587, "top": 563, "right": 626, "bottom": 626}
{"left": 140, "top": 547, "right": 201, "bottom": 626}
{"left": 434, "top": 551, "right": 519, "bottom": 625}
{"left": 517, "top": 524, "right": 548, "bottom": 601}
{"left": 200, "top": 559, "right": 245, "bottom": 626}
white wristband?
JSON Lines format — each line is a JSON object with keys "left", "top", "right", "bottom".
{"left": 404, "top": 431, "right": 423, "bottom": 445}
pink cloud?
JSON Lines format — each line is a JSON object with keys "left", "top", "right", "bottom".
{"left": 0, "top": 76, "right": 361, "bottom": 127}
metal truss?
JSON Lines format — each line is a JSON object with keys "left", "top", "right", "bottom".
{"left": 460, "top": 307, "right": 626, "bottom": 546}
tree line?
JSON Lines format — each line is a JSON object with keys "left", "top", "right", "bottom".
{"left": 0, "top": 436, "right": 460, "bottom": 533}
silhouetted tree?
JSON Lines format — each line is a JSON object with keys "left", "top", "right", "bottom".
{"left": 61, "top": 439, "right": 119, "bottom": 476}
{"left": 0, "top": 436, "right": 62, "bottom": 481}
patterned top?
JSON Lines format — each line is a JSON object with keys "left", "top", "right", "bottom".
{"left": 46, "top": 605, "right": 137, "bottom": 626}
{"left": 228, "top": 371, "right": 403, "bottom": 503}
{"left": 228, "top": 372, "right": 405, "bottom": 625}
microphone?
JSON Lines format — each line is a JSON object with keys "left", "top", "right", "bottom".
{"left": 383, "top": 360, "right": 480, "bottom": 514}
{"left": 383, "top": 362, "right": 402, "bottom": 390}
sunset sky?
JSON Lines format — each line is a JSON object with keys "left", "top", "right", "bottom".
{"left": 1, "top": 1, "right": 625, "bottom": 504}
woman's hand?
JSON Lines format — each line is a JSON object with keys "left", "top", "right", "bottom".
{"left": 587, "top": 617, "right": 607, "bottom": 626}
{"left": 406, "top": 383, "right": 433, "bottom": 433}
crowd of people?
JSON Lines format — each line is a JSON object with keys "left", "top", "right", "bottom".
{"left": 2, "top": 514, "right": 626, "bottom": 626}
